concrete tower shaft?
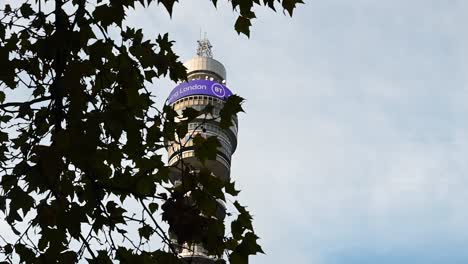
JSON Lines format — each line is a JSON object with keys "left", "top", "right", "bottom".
{"left": 167, "top": 48, "right": 237, "bottom": 182}
{"left": 166, "top": 38, "right": 238, "bottom": 263}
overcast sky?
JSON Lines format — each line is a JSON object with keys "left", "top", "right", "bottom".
{"left": 2, "top": 0, "right": 468, "bottom": 263}
{"left": 125, "top": 1, "right": 468, "bottom": 263}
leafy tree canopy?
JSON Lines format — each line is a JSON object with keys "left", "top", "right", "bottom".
{"left": 0, "top": 0, "right": 302, "bottom": 263}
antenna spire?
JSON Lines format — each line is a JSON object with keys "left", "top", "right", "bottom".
{"left": 197, "top": 32, "right": 213, "bottom": 58}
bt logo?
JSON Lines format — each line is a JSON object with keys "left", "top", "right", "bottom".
{"left": 211, "top": 83, "right": 226, "bottom": 98}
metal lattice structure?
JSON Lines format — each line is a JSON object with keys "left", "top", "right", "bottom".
{"left": 196, "top": 34, "right": 213, "bottom": 58}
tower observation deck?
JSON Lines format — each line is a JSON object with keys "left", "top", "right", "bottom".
{"left": 165, "top": 38, "right": 238, "bottom": 263}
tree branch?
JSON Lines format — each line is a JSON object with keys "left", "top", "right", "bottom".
{"left": 79, "top": 233, "right": 97, "bottom": 259}
{"left": 139, "top": 199, "right": 179, "bottom": 255}
{"left": 0, "top": 96, "right": 52, "bottom": 109}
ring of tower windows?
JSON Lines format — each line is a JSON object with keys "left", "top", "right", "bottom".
{"left": 171, "top": 95, "right": 239, "bottom": 138}
{"left": 168, "top": 121, "right": 235, "bottom": 146}
{"left": 168, "top": 144, "right": 232, "bottom": 165}
{"left": 187, "top": 121, "right": 237, "bottom": 149}
{"left": 167, "top": 133, "right": 233, "bottom": 163}
{"left": 168, "top": 149, "right": 231, "bottom": 171}
{"left": 172, "top": 95, "right": 224, "bottom": 111}
{"left": 187, "top": 71, "right": 224, "bottom": 83}
{"left": 166, "top": 120, "right": 237, "bottom": 166}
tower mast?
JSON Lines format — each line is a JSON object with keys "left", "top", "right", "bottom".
{"left": 196, "top": 33, "right": 213, "bottom": 58}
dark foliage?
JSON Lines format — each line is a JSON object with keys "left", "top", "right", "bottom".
{"left": 0, "top": 0, "right": 301, "bottom": 263}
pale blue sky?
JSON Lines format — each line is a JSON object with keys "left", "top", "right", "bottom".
{"left": 126, "top": 1, "right": 468, "bottom": 263}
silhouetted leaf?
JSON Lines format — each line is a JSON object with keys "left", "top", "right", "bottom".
{"left": 193, "top": 135, "right": 221, "bottom": 164}
{"left": 19, "top": 3, "right": 33, "bottom": 18}
{"left": 220, "top": 94, "right": 244, "bottom": 129}
{"left": 138, "top": 224, "right": 154, "bottom": 240}
{"left": 234, "top": 16, "right": 252, "bottom": 37}
{"left": 149, "top": 202, "right": 159, "bottom": 213}
{"left": 182, "top": 107, "right": 200, "bottom": 121}
{"left": 225, "top": 181, "right": 240, "bottom": 196}
{"left": 158, "top": 0, "right": 178, "bottom": 16}
{"left": 282, "top": 0, "right": 304, "bottom": 16}
{"left": 4, "top": 4, "right": 11, "bottom": 14}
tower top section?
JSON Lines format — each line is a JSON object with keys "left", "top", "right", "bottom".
{"left": 196, "top": 34, "right": 213, "bottom": 58}
{"left": 184, "top": 36, "right": 226, "bottom": 81}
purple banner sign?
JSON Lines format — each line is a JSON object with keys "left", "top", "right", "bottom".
{"left": 167, "top": 80, "right": 233, "bottom": 105}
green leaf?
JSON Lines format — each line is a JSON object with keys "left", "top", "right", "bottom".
{"left": 66, "top": 203, "right": 88, "bottom": 239}
{"left": 115, "top": 247, "right": 137, "bottom": 263}
{"left": 93, "top": 4, "right": 125, "bottom": 28}
{"left": 158, "top": 0, "right": 178, "bottom": 17}
{"left": 182, "top": 107, "right": 200, "bottom": 121}
{"left": 38, "top": 235, "right": 48, "bottom": 251}
{"left": 0, "top": 114, "right": 12, "bottom": 123}
{"left": 225, "top": 181, "right": 240, "bottom": 196}
{"left": 149, "top": 202, "right": 159, "bottom": 213}
{"left": 0, "top": 196, "right": 5, "bottom": 212}
{"left": 3, "top": 244, "right": 12, "bottom": 254}
{"left": 234, "top": 16, "right": 252, "bottom": 37}
{"left": 193, "top": 135, "right": 220, "bottom": 164}
{"left": 138, "top": 224, "right": 154, "bottom": 240}
{"left": 231, "top": 219, "right": 244, "bottom": 240}
{"left": 4, "top": 4, "right": 11, "bottom": 13}
{"left": 229, "top": 232, "right": 264, "bottom": 264}
{"left": 232, "top": 201, "right": 254, "bottom": 239}
{"left": 175, "top": 121, "right": 188, "bottom": 139}
{"left": 87, "top": 250, "right": 113, "bottom": 264}
{"left": 220, "top": 94, "right": 244, "bottom": 129}
{"left": 18, "top": 104, "right": 33, "bottom": 119}
{"left": 58, "top": 251, "right": 78, "bottom": 263}
{"left": 0, "top": 131, "right": 9, "bottom": 142}
{"left": 263, "top": 0, "right": 276, "bottom": 10}
{"left": 144, "top": 70, "right": 157, "bottom": 82}
{"left": 8, "top": 187, "right": 34, "bottom": 216}
{"left": 15, "top": 244, "right": 35, "bottom": 263}
{"left": 229, "top": 250, "right": 247, "bottom": 264}
{"left": 20, "top": 3, "right": 34, "bottom": 18}
{"left": 151, "top": 250, "right": 181, "bottom": 263}
{"left": 0, "top": 24, "right": 5, "bottom": 41}
{"left": 239, "top": 232, "right": 264, "bottom": 254}
{"left": 135, "top": 175, "right": 156, "bottom": 196}
{"left": 106, "top": 201, "right": 126, "bottom": 227}
{"left": 198, "top": 169, "right": 225, "bottom": 200}
{"left": 282, "top": 0, "right": 304, "bottom": 16}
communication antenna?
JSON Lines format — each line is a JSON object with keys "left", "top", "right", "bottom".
{"left": 197, "top": 32, "right": 213, "bottom": 58}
